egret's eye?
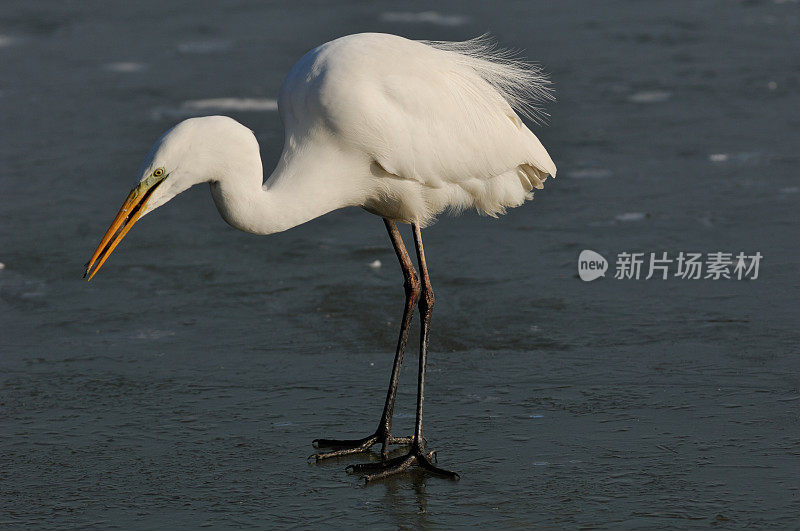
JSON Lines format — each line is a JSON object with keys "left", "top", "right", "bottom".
{"left": 153, "top": 168, "right": 165, "bottom": 178}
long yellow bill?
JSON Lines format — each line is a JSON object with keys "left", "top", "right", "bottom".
{"left": 83, "top": 178, "right": 165, "bottom": 281}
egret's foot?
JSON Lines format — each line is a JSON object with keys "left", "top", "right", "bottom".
{"left": 309, "top": 432, "right": 413, "bottom": 461}
{"left": 345, "top": 444, "right": 459, "bottom": 483}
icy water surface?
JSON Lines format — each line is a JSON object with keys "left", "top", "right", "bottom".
{"left": 2, "top": 0, "right": 799, "bottom": 527}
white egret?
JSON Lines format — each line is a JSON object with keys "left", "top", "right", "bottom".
{"left": 84, "top": 33, "right": 557, "bottom": 482}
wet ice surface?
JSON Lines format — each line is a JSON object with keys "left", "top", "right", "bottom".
{"left": 379, "top": 11, "right": 469, "bottom": 27}
{"left": 102, "top": 62, "right": 148, "bottom": 73}
{"left": 1, "top": 0, "right": 799, "bottom": 527}
{"left": 150, "top": 98, "right": 278, "bottom": 120}
{"left": 627, "top": 90, "right": 672, "bottom": 104}
{"left": 177, "top": 40, "right": 234, "bottom": 54}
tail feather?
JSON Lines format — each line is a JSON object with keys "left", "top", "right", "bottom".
{"left": 520, "top": 164, "right": 547, "bottom": 189}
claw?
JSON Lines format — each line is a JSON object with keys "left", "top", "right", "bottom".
{"left": 310, "top": 432, "right": 456, "bottom": 481}
{"left": 354, "top": 447, "right": 457, "bottom": 483}
{"left": 309, "top": 432, "right": 412, "bottom": 461}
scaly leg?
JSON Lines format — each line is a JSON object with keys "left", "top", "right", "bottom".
{"left": 310, "top": 219, "right": 419, "bottom": 461}
{"left": 347, "top": 224, "right": 459, "bottom": 482}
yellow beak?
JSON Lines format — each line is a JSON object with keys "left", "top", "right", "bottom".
{"left": 83, "top": 178, "right": 165, "bottom": 281}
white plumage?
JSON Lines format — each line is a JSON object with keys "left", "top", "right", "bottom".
{"left": 84, "top": 33, "right": 558, "bottom": 481}
{"left": 120, "top": 32, "right": 557, "bottom": 238}
{"left": 277, "top": 32, "right": 557, "bottom": 227}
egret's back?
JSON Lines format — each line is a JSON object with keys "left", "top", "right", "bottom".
{"left": 277, "top": 33, "right": 557, "bottom": 226}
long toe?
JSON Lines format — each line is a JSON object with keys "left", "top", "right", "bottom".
{"left": 363, "top": 455, "right": 417, "bottom": 483}
{"left": 345, "top": 454, "right": 409, "bottom": 474}
{"left": 312, "top": 436, "right": 375, "bottom": 449}
{"left": 417, "top": 452, "right": 460, "bottom": 479}
{"left": 349, "top": 444, "right": 459, "bottom": 483}
{"left": 310, "top": 443, "right": 376, "bottom": 462}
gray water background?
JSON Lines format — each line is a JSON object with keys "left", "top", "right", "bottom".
{"left": 1, "top": 0, "right": 799, "bottom": 527}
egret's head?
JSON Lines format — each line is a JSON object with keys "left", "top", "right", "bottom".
{"left": 83, "top": 115, "right": 257, "bottom": 280}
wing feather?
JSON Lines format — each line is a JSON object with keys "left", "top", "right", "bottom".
{"left": 351, "top": 36, "right": 557, "bottom": 189}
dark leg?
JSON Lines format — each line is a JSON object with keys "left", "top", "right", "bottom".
{"left": 310, "top": 219, "right": 419, "bottom": 461}
{"left": 348, "top": 224, "right": 459, "bottom": 482}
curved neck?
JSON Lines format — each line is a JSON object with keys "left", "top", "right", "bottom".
{"left": 209, "top": 137, "right": 363, "bottom": 235}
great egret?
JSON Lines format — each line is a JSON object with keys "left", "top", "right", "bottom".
{"left": 84, "top": 33, "right": 556, "bottom": 482}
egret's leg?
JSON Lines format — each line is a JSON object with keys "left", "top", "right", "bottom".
{"left": 310, "top": 219, "right": 418, "bottom": 461}
{"left": 411, "top": 223, "right": 433, "bottom": 449}
{"left": 375, "top": 219, "right": 421, "bottom": 454}
{"left": 348, "top": 225, "right": 458, "bottom": 482}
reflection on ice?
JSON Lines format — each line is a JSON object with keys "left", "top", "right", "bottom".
{"left": 567, "top": 168, "right": 612, "bottom": 179}
{"left": 103, "top": 62, "right": 147, "bottom": 73}
{"left": 708, "top": 152, "right": 764, "bottom": 165}
{"left": 177, "top": 40, "right": 233, "bottom": 54}
{"left": 627, "top": 90, "right": 671, "bottom": 103}
{"left": 615, "top": 212, "right": 648, "bottom": 222}
{"left": 380, "top": 11, "right": 468, "bottom": 26}
{"left": 181, "top": 98, "right": 278, "bottom": 112}
{"left": 151, "top": 98, "right": 278, "bottom": 120}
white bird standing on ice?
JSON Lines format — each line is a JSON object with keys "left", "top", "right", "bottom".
{"left": 84, "top": 33, "right": 556, "bottom": 482}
